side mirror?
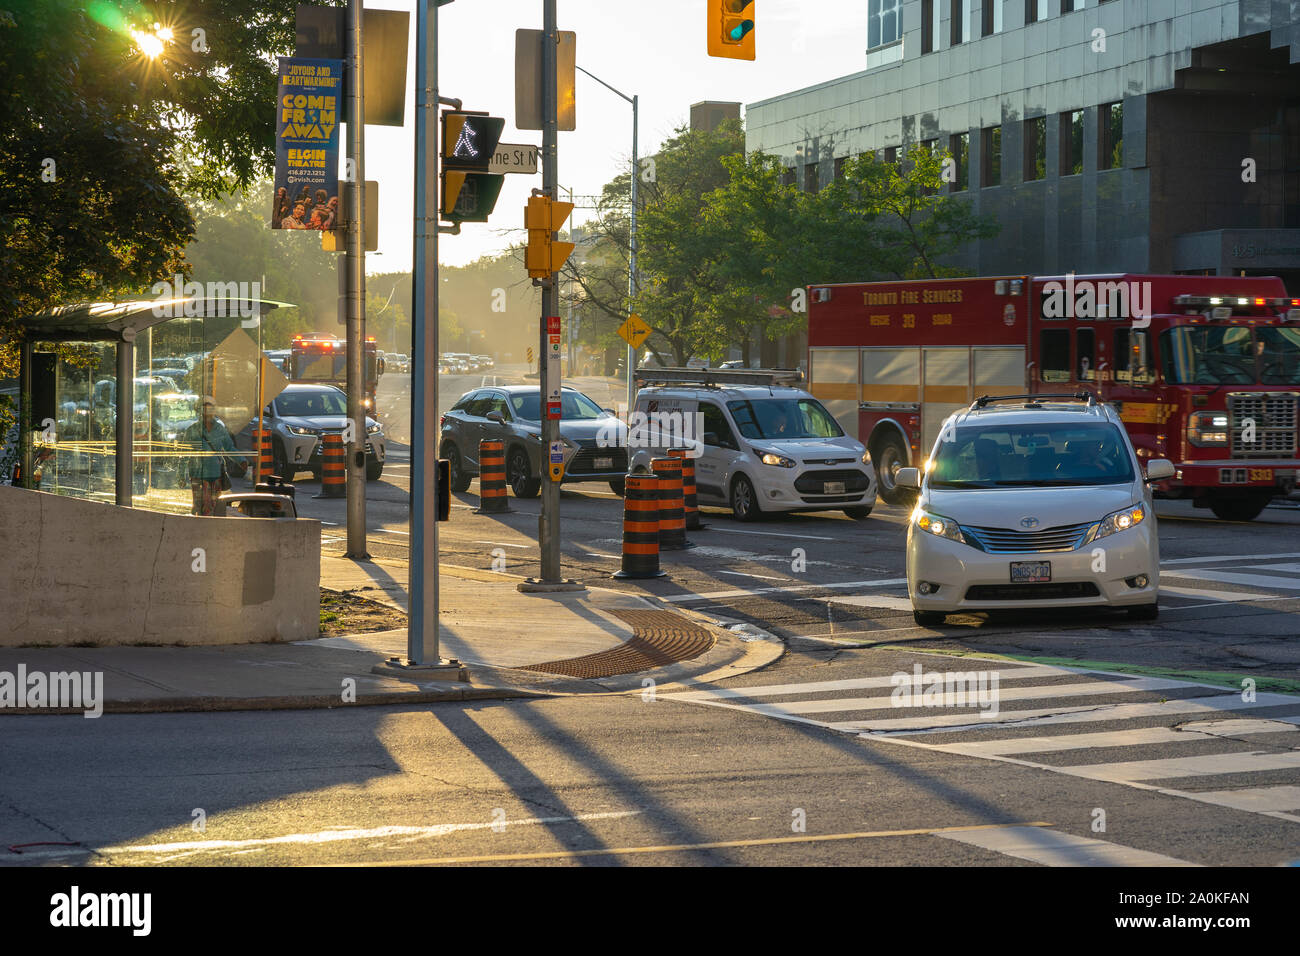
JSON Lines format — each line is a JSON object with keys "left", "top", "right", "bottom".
{"left": 896, "top": 467, "right": 922, "bottom": 489}
{"left": 603, "top": 407, "right": 616, "bottom": 415}
{"left": 485, "top": 411, "right": 505, "bottom": 424}
{"left": 1145, "top": 459, "right": 1175, "bottom": 482}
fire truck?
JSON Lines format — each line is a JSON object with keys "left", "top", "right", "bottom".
{"left": 807, "top": 274, "right": 1300, "bottom": 521}
{"left": 289, "top": 334, "right": 381, "bottom": 411}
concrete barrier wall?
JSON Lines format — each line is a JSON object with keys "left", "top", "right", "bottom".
{"left": 0, "top": 485, "right": 320, "bottom": 646}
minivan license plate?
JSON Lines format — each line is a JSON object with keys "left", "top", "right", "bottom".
{"left": 594, "top": 457, "right": 613, "bottom": 469}
{"left": 824, "top": 481, "right": 846, "bottom": 494}
{"left": 1010, "top": 561, "right": 1051, "bottom": 583}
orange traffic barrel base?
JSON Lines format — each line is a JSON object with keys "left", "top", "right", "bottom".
{"left": 474, "top": 439, "right": 513, "bottom": 514}
{"left": 313, "top": 432, "right": 347, "bottom": 499}
{"left": 613, "top": 473, "right": 667, "bottom": 578}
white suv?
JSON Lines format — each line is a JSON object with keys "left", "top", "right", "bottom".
{"left": 627, "top": 370, "right": 877, "bottom": 521}
{"left": 899, "top": 393, "right": 1175, "bottom": 626}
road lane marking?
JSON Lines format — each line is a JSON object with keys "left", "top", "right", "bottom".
{"left": 333, "top": 821, "right": 1053, "bottom": 866}
{"left": 1160, "top": 551, "right": 1300, "bottom": 565}
{"left": 716, "top": 570, "right": 790, "bottom": 582}
{"left": 1166, "top": 569, "right": 1300, "bottom": 591}
{"left": 1184, "top": 786, "right": 1300, "bottom": 813}
{"left": 660, "top": 578, "right": 909, "bottom": 603}
{"left": 474, "top": 541, "right": 533, "bottom": 549}
{"left": 1062, "top": 750, "right": 1300, "bottom": 783}
{"left": 664, "top": 664, "right": 1069, "bottom": 701}
{"left": 1158, "top": 584, "right": 1280, "bottom": 603}
{"left": 936, "top": 826, "right": 1198, "bottom": 867}
{"left": 709, "top": 528, "right": 837, "bottom": 541}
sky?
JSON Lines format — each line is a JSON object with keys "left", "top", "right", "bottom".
{"left": 358, "top": 0, "right": 873, "bottom": 273}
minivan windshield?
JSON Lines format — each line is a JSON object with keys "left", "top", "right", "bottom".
{"left": 726, "top": 398, "right": 843, "bottom": 440}
{"left": 929, "top": 422, "right": 1135, "bottom": 488}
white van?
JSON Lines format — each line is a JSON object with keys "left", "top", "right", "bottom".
{"left": 626, "top": 369, "right": 877, "bottom": 521}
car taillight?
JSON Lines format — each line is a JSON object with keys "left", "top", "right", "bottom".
{"left": 439, "top": 416, "right": 446, "bottom": 428}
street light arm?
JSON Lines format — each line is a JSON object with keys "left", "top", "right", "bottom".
{"left": 575, "top": 65, "right": 633, "bottom": 105}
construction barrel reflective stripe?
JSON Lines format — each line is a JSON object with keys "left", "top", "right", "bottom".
{"left": 256, "top": 428, "right": 273, "bottom": 478}
{"left": 651, "top": 456, "right": 688, "bottom": 551}
{"left": 475, "top": 439, "right": 510, "bottom": 514}
{"left": 318, "top": 433, "right": 346, "bottom": 498}
{"left": 613, "top": 474, "right": 665, "bottom": 579}
{"left": 669, "top": 447, "right": 702, "bottom": 531}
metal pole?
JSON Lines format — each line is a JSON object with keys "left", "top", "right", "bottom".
{"left": 115, "top": 333, "right": 134, "bottom": 507}
{"left": 19, "top": 338, "right": 32, "bottom": 489}
{"left": 408, "top": 0, "right": 440, "bottom": 664}
{"left": 344, "top": 0, "right": 369, "bottom": 559}
{"left": 627, "top": 93, "right": 638, "bottom": 416}
{"left": 538, "top": 0, "right": 560, "bottom": 583}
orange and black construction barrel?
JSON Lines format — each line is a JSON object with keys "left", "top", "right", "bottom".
{"left": 315, "top": 432, "right": 346, "bottom": 498}
{"left": 474, "top": 439, "right": 511, "bottom": 514}
{"left": 651, "top": 456, "right": 690, "bottom": 550}
{"left": 613, "top": 473, "right": 666, "bottom": 579}
{"left": 669, "top": 447, "right": 705, "bottom": 531}
{"left": 255, "top": 428, "right": 273, "bottom": 480}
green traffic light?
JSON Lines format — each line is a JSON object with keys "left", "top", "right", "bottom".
{"left": 729, "top": 19, "right": 754, "bottom": 41}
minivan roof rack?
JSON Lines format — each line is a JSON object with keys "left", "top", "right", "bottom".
{"left": 972, "top": 392, "right": 1098, "bottom": 409}
{"left": 635, "top": 367, "right": 805, "bottom": 388}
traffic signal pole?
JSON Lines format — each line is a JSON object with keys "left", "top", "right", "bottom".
{"left": 539, "top": 0, "right": 560, "bottom": 583}
{"left": 344, "top": 0, "right": 369, "bottom": 560}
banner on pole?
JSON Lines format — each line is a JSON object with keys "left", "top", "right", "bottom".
{"left": 271, "top": 57, "right": 343, "bottom": 231}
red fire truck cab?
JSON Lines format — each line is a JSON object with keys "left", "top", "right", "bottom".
{"left": 289, "top": 334, "right": 381, "bottom": 411}
{"left": 807, "top": 274, "right": 1300, "bottom": 521}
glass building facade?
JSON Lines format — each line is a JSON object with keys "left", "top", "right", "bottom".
{"left": 747, "top": 0, "right": 1300, "bottom": 292}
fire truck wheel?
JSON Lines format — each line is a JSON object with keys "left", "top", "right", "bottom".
{"left": 872, "top": 435, "right": 915, "bottom": 506}
{"left": 730, "top": 473, "right": 763, "bottom": 522}
{"left": 1208, "top": 494, "right": 1270, "bottom": 522}
{"left": 508, "top": 447, "right": 541, "bottom": 498}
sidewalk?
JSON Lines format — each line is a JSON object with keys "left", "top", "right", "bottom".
{"left": 0, "top": 556, "right": 781, "bottom": 715}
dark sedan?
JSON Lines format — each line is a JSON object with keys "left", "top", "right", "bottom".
{"left": 440, "top": 385, "right": 628, "bottom": 497}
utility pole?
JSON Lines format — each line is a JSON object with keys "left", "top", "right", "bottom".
{"left": 628, "top": 92, "right": 638, "bottom": 416}
{"left": 344, "top": 0, "right": 369, "bottom": 559}
{"left": 539, "top": 0, "right": 560, "bottom": 583}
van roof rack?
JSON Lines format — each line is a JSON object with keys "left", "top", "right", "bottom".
{"left": 634, "top": 367, "right": 805, "bottom": 388}
{"left": 972, "top": 392, "right": 1098, "bottom": 409}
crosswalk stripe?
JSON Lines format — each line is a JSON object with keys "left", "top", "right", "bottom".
{"left": 1159, "top": 584, "right": 1283, "bottom": 603}
{"left": 935, "top": 825, "right": 1198, "bottom": 867}
{"left": 664, "top": 664, "right": 1069, "bottom": 701}
{"left": 938, "top": 726, "right": 1194, "bottom": 756}
{"left": 842, "top": 692, "right": 1300, "bottom": 734}
{"left": 1167, "top": 569, "right": 1300, "bottom": 591}
{"left": 1060, "top": 750, "right": 1300, "bottom": 783}
{"left": 1182, "top": 786, "right": 1300, "bottom": 813}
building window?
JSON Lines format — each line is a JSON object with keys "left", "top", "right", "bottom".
{"left": 950, "top": 0, "right": 972, "bottom": 45}
{"left": 782, "top": 166, "right": 795, "bottom": 187}
{"left": 833, "top": 156, "right": 846, "bottom": 180}
{"left": 882, "top": 146, "right": 898, "bottom": 164}
{"left": 1060, "top": 0, "right": 1082, "bottom": 12}
{"left": 981, "top": 126, "right": 1001, "bottom": 187}
{"left": 949, "top": 132, "right": 969, "bottom": 191}
{"left": 1025, "top": 0, "right": 1049, "bottom": 23}
{"left": 868, "top": 0, "right": 902, "bottom": 49}
{"left": 1099, "top": 101, "right": 1122, "bottom": 170}
{"left": 981, "top": 0, "right": 1003, "bottom": 36}
{"left": 1060, "top": 110, "right": 1084, "bottom": 176}
{"left": 1024, "top": 116, "right": 1046, "bottom": 180}
{"left": 922, "top": 0, "right": 937, "bottom": 53}
{"left": 804, "top": 163, "right": 819, "bottom": 194}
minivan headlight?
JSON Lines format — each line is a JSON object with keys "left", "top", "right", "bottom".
{"left": 759, "top": 451, "right": 796, "bottom": 468}
{"left": 913, "top": 508, "right": 965, "bottom": 543}
{"left": 1091, "top": 504, "right": 1146, "bottom": 541}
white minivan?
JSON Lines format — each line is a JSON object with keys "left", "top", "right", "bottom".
{"left": 626, "top": 369, "right": 877, "bottom": 521}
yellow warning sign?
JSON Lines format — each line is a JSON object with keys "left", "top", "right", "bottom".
{"left": 617, "top": 313, "right": 652, "bottom": 348}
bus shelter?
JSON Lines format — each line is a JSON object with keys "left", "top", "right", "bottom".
{"left": 11, "top": 297, "right": 286, "bottom": 511}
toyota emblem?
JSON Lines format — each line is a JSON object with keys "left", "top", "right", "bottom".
{"left": 1019, "top": 516, "right": 1040, "bottom": 529}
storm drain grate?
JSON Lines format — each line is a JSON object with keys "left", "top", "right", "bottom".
{"left": 521, "top": 610, "right": 716, "bottom": 679}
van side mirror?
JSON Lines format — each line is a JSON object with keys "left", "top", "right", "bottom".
{"left": 1145, "top": 459, "right": 1175, "bottom": 482}
{"left": 896, "top": 467, "right": 922, "bottom": 489}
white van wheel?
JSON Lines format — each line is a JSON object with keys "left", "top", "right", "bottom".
{"left": 731, "top": 473, "right": 763, "bottom": 522}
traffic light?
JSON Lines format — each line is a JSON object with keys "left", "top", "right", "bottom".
{"left": 524, "top": 194, "right": 575, "bottom": 280}
{"left": 437, "top": 458, "right": 450, "bottom": 521}
{"left": 708, "top": 0, "right": 755, "bottom": 60}
{"left": 440, "top": 111, "right": 505, "bottom": 223}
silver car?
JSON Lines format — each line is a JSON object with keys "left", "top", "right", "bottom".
{"left": 236, "top": 383, "right": 387, "bottom": 481}
{"left": 440, "top": 385, "right": 628, "bottom": 497}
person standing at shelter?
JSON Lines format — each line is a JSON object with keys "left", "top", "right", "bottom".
{"left": 183, "top": 397, "right": 247, "bottom": 516}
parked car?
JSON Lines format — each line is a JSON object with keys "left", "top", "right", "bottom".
{"left": 440, "top": 384, "right": 628, "bottom": 497}
{"left": 898, "top": 393, "right": 1175, "bottom": 626}
{"left": 628, "top": 369, "right": 876, "bottom": 521}
{"left": 234, "top": 383, "right": 387, "bottom": 481}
